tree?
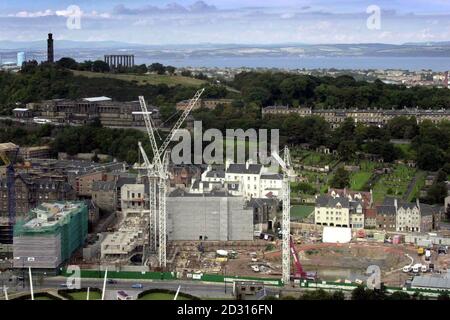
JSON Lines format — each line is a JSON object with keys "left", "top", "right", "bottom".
{"left": 181, "top": 70, "right": 192, "bottom": 77}
{"left": 426, "top": 182, "right": 448, "bottom": 205}
{"left": 57, "top": 57, "right": 78, "bottom": 70}
{"left": 437, "top": 292, "right": 450, "bottom": 300}
{"left": 330, "top": 167, "right": 350, "bottom": 189}
{"left": 165, "top": 66, "right": 176, "bottom": 75}
{"left": 351, "top": 285, "right": 387, "bottom": 300}
{"left": 149, "top": 63, "right": 165, "bottom": 75}
{"left": 337, "top": 140, "right": 357, "bottom": 161}
{"left": 92, "top": 60, "right": 110, "bottom": 73}
{"left": 331, "top": 291, "right": 345, "bottom": 300}
{"left": 389, "top": 291, "right": 410, "bottom": 300}
{"left": 417, "top": 144, "right": 445, "bottom": 171}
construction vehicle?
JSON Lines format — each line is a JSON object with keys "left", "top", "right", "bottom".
{"left": 417, "top": 247, "right": 425, "bottom": 256}
{"left": 290, "top": 237, "right": 317, "bottom": 281}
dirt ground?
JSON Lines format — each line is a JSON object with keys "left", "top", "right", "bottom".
{"left": 171, "top": 239, "right": 444, "bottom": 286}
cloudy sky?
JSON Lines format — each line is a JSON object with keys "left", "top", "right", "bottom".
{"left": 2, "top": 0, "right": 450, "bottom": 44}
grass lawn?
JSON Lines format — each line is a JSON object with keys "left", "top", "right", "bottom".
{"left": 395, "top": 143, "right": 416, "bottom": 160}
{"left": 72, "top": 70, "right": 207, "bottom": 87}
{"left": 34, "top": 296, "right": 56, "bottom": 300}
{"left": 301, "top": 151, "right": 336, "bottom": 166}
{"left": 407, "top": 171, "right": 426, "bottom": 202}
{"left": 350, "top": 171, "right": 372, "bottom": 191}
{"left": 372, "top": 164, "right": 416, "bottom": 203}
{"left": 68, "top": 291, "right": 102, "bottom": 300}
{"left": 138, "top": 293, "right": 191, "bottom": 300}
{"left": 290, "top": 205, "right": 314, "bottom": 220}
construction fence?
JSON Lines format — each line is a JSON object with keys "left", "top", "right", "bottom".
{"left": 61, "top": 268, "right": 282, "bottom": 286}
{"left": 61, "top": 268, "right": 449, "bottom": 298}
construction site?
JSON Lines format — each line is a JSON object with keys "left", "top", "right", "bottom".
{"left": 64, "top": 88, "right": 449, "bottom": 291}
{"left": 2, "top": 87, "right": 449, "bottom": 295}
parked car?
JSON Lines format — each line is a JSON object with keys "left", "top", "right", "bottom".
{"left": 131, "top": 283, "right": 143, "bottom": 289}
{"left": 107, "top": 279, "right": 117, "bottom": 284}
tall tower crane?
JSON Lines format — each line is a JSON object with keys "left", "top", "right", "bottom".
{"left": 137, "top": 89, "right": 204, "bottom": 268}
{"left": 271, "top": 149, "right": 291, "bottom": 285}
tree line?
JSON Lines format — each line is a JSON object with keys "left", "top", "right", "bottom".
{"left": 0, "top": 62, "right": 230, "bottom": 115}
{"left": 230, "top": 72, "right": 450, "bottom": 109}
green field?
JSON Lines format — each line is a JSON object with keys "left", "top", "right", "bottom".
{"left": 349, "top": 161, "right": 376, "bottom": 191}
{"left": 290, "top": 205, "right": 314, "bottom": 220}
{"left": 72, "top": 70, "right": 207, "bottom": 87}
{"left": 68, "top": 291, "right": 102, "bottom": 300}
{"left": 294, "top": 150, "right": 338, "bottom": 167}
{"left": 138, "top": 293, "right": 190, "bottom": 300}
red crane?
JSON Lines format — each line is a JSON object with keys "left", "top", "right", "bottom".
{"left": 290, "top": 237, "right": 317, "bottom": 281}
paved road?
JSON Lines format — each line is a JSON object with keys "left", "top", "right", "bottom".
{"left": 3, "top": 277, "right": 236, "bottom": 300}
{"left": 403, "top": 172, "right": 420, "bottom": 201}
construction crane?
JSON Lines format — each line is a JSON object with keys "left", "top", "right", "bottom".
{"left": 271, "top": 149, "right": 291, "bottom": 285}
{"left": 137, "top": 89, "right": 204, "bottom": 268}
{"left": 0, "top": 143, "right": 19, "bottom": 243}
{"left": 290, "top": 237, "right": 317, "bottom": 281}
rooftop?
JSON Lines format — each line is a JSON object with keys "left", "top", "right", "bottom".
{"left": 227, "top": 163, "right": 262, "bottom": 175}
{"left": 82, "top": 96, "right": 112, "bottom": 102}
{"left": 411, "top": 273, "right": 450, "bottom": 290}
{"left": 20, "top": 202, "right": 85, "bottom": 230}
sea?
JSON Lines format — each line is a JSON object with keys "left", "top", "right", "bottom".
{"left": 140, "top": 56, "right": 450, "bottom": 71}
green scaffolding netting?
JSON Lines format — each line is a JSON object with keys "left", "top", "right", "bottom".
{"left": 14, "top": 202, "right": 88, "bottom": 262}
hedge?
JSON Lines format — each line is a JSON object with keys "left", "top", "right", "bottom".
{"left": 57, "top": 288, "right": 102, "bottom": 300}
{"left": 137, "top": 289, "right": 201, "bottom": 300}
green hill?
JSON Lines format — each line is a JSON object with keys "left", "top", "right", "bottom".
{"left": 72, "top": 70, "right": 207, "bottom": 87}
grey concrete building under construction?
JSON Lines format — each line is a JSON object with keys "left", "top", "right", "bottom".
{"left": 167, "top": 189, "right": 253, "bottom": 241}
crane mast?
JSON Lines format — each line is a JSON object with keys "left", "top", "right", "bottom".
{"left": 137, "top": 89, "right": 204, "bottom": 268}
{"left": 138, "top": 142, "right": 157, "bottom": 254}
{"left": 271, "top": 150, "right": 291, "bottom": 285}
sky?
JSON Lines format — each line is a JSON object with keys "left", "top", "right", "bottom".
{"left": 2, "top": 0, "right": 450, "bottom": 44}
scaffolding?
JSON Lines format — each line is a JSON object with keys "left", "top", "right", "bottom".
{"left": 13, "top": 202, "right": 88, "bottom": 268}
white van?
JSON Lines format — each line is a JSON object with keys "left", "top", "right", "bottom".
{"left": 412, "top": 264, "right": 421, "bottom": 273}
{"left": 402, "top": 265, "right": 412, "bottom": 273}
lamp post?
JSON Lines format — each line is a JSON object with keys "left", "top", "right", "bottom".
{"left": 223, "top": 266, "right": 227, "bottom": 294}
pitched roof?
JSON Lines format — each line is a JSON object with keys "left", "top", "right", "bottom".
{"left": 376, "top": 205, "right": 397, "bottom": 216}
{"left": 316, "top": 195, "right": 349, "bottom": 208}
{"left": 261, "top": 174, "right": 283, "bottom": 180}
{"left": 92, "top": 180, "right": 116, "bottom": 192}
{"left": 206, "top": 170, "right": 225, "bottom": 178}
{"left": 227, "top": 164, "right": 262, "bottom": 175}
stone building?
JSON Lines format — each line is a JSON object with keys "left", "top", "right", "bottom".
{"left": 92, "top": 180, "right": 117, "bottom": 214}
{"left": 176, "top": 98, "right": 233, "bottom": 111}
{"left": 262, "top": 106, "right": 450, "bottom": 127}
{"left": 169, "top": 164, "right": 202, "bottom": 188}
{"left": 24, "top": 97, "right": 160, "bottom": 128}
{"left": 0, "top": 174, "right": 76, "bottom": 223}
{"left": 376, "top": 197, "right": 442, "bottom": 232}
{"left": 314, "top": 194, "right": 364, "bottom": 229}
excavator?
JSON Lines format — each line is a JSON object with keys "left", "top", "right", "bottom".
{"left": 290, "top": 236, "right": 317, "bottom": 281}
